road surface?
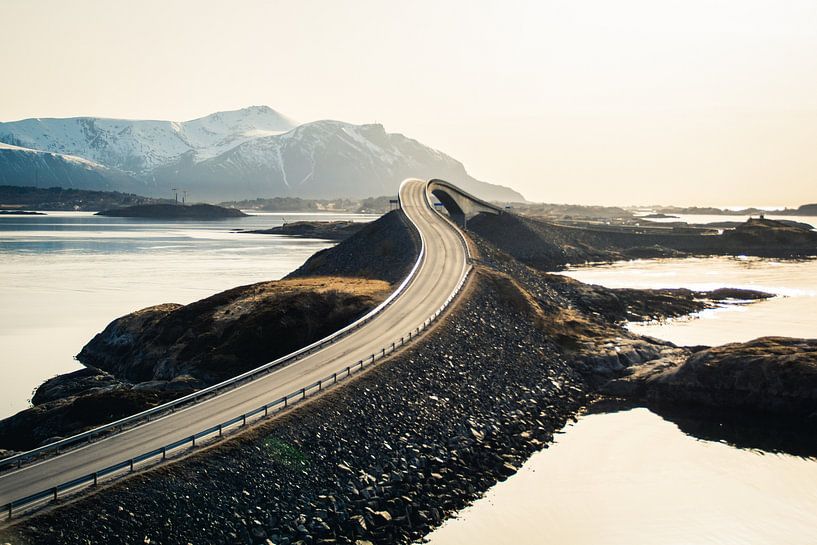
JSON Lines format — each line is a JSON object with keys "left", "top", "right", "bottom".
{"left": 0, "top": 178, "right": 470, "bottom": 509}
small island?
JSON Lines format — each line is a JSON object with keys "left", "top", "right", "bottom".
{"left": 240, "top": 220, "right": 366, "bottom": 240}
{"left": 0, "top": 209, "right": 46, "bottom": 215}
{"left": 96, "top": 203, "right": 247, "bottom": 219}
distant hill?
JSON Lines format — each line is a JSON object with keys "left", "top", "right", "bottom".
{"left": 0, "top": 143, "right": 146, "bottom": 193}
{"left": 0, "top": 185, "right": 171, "bottom": 211}
{"left": 794, "top": 203, "right": 817, "bottom": 215}
{"left": 97, "top": 203, "right": 247, "bottom": 219}
{"left": 0, "top": 107, "right": 525, "bottom": 203}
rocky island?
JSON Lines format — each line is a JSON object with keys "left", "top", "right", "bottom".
{"left": 241, "top": 220, "right": 366, "bottom": 240}
{"left": 97, "top": 203, "right": 247, "bottom": 219}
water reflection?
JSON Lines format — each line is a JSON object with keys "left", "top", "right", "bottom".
{"left": 426, "top": 407, "right": 817, "bottom": 545}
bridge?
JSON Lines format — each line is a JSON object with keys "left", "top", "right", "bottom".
{"left": 427, "top": 178, "right": 503, "bottom": 228}
{"left": 0, "top": 178, "right": 498, "bottom": 519}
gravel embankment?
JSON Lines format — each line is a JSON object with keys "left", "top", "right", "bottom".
{"left": 0, "top": 267, "right": 586, "bottom": 545}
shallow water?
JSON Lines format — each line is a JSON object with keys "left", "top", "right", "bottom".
{"left": 426, "top": 255, "right": 817, "bottom": 544}
{"left": 427, "top": 408, "right": 817, "bottom": 545}
{"left": 0, "top": 211, "right": 375, "bottom": 419}
{"left": 560, "top": 256, "right": 817, "bottom": 346}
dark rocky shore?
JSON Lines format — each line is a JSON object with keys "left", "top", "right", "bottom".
{"left": 97, "top": 203, "right": 247, "bottom": 219}
{"left": 469, "top": 213, "right": 817, "bottom": 270}
{"left": 603, "top": 337, "right": 817, "bottom": 422}
{"left": 1, "top": 207, "right": 814, "bottom": 544}
{"left": 241, "top": 221, "right": 366, "bottom": 240}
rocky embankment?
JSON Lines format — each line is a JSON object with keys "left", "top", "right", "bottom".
{"left": 469, "top": 213, "right": 817, "bottom": 270}
{"left": 97, "top": 203, "right": 247, "bottom": 219}
{"left": 1, "top": 266, "right": 588, "bottom": 545}
{"left": 0, "top": 211, "right": 419, "bottom": 452}
{"left": 241, "top": 221, "right": 366, "bottom": 240}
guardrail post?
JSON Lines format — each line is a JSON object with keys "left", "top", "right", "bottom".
{"left": 333, "top": 372, "right": 337, "bottom": 384}
{"left": 7, "top": 502, "right": 11, "bottom": 519}
{"left": 192, "top": 435, "right": 196, "bottom": 447}
{"left": 284, "top": 396, "right": 288, "bottom": 408}
{"left": 218, "top": 425, "right": 223, "bottom": 438}
{"left": 129, "top": 459, "right": 134, "bottom": 472}
{"left": 318, "top": 380, "right": 322, "bottom": 391}
{"left": 382, "top": 348, "right": 385, "bottom": 356}
{"left": 242, "top": 414, "right": 247, "bottom": 426}
{"left": 93, "top": 472, "right": 98, "bottom": 486}
{"left": 360, "top": 359, "right": 364, "bottom": 369}
{"left": 264, "top": 404, "right": 268, "bottom": 416}
{"left": 162, "top": 447, "right": 167, "bottom": 460}
{"left": 346, "top": 366, "right": 351, "bottom": 377}
{"left": 52, "top": 487, "right": 58, "bottom": 501}
{"left": 301, "top": 388, "right": 306, "bottom": 400}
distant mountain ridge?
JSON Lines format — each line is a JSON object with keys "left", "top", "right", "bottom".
{"left": 0, "top": 107, "right": 524, "bottom": 202}
{"left": 0, "top": 142, "right": 145, "bottom": 192}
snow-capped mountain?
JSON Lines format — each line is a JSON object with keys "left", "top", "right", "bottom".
{"left": 0, "top": 142, "right": 146, "bottom": 192}
{"left": 0, "top": 106, "right": 295, "bottom": 174}
{"left": 158, "top": 121, "right": 524, "bottom": 201}
{"left": 0, "top": 107, "right": 525, "bottom": 202}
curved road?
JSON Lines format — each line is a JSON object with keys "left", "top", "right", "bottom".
{"left": 0, "top": 178, "right": 469, "bottom": 509}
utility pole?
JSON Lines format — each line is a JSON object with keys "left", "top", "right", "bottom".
{"left": 182, "top": 190, "right": 188, "bottom": 205}
{"left": 171, "top": 188, "right": 179, "bottom": 204}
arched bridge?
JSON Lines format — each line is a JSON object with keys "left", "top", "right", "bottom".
{"left": 425, "top": 178, "right": 503, "bottom": 228}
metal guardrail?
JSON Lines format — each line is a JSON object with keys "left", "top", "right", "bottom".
{"left": 1, "top": 179, "right": 474, "bottom": 520}
{"left": 0, "top": 192, "right": 429, "bottom": 475}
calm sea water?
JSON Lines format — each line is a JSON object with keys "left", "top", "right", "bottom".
{"left": 561, "top": 256, "right": 817, "bottom": 346}
{"left": 0, "top": 211, "right": 375, "bottom": 419}
{"left": 426, "top": 256, "right": 817, "bottom": 545}
{"left": 427, "top": 407, "right": 817, "bottom": 545}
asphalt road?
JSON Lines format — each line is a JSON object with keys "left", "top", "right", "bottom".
{"left": 0, "top": 178, "right": 469, "bottom": 508}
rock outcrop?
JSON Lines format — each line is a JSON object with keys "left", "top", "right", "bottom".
{"left": 603, "top": 337, "right": 817, "bottom": 421}
{"left": 77, "top": 277, "right": 391, "bottom": 384}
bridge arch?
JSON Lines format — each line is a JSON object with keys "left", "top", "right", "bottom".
{"left": 426, "top": 178, "right": 503, "bottom": 228}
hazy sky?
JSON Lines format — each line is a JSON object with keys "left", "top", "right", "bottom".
{"left": 2, "top": 0, "right": 817, "bottom": 205}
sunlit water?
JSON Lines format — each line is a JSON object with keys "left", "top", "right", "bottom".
{"left": 560, "top": 256, "right": 817, "bottom": 346}
{"left": 427, "top": 408, "right": 817, "bottom": 545}
{"left": 0, "top": 211, "right": 375, "bottom": 419}
{"left": 426, "top": 256, "right": 817, "bottom": 545}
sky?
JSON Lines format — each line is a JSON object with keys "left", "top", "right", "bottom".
{"left": 1, "top": 0, "right": 816, "bottom": 206}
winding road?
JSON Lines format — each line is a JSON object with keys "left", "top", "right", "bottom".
{"left": 0, "top": 178, "right": 498, "bottom": 513}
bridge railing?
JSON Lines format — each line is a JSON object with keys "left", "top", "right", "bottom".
{"left": 0, "top": 214, "right": 428, "bottom": 475}
{"left": 2, "top": 257, "right": 473, "bottom": 521}
{"left": 2, "top": 178, "right": 475, "bottom": 520}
